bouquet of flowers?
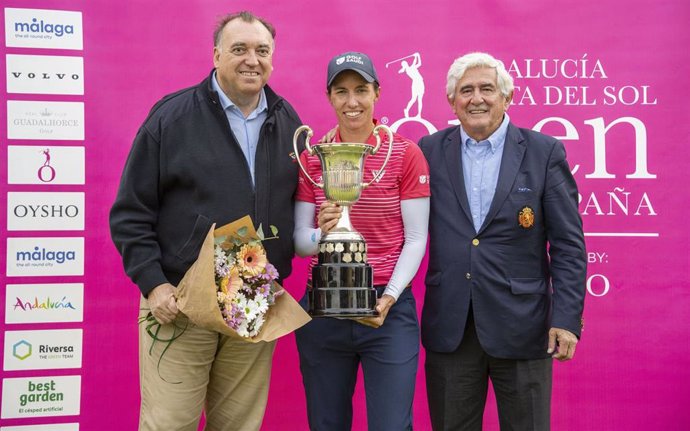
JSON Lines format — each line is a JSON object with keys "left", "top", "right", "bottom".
{"left": 170, "top": 216, "right": 310, "bottom": 342}
{"left": 214, "top": 226, "right": 282, "bottom": 337}
{"left": 139, "top": 216, "right": 310, "bottom": 381}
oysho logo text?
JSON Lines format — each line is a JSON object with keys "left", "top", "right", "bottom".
{"left": 15, "top": 18, "right": 74, "bottom": 38}
{"left": 13, "top": 205, "right": 79, "bottom": 218}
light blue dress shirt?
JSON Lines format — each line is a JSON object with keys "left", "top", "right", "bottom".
{"left": 211, "top": 72, "right": 268, "bottom": 185}
{"left": 460, "top": 114, "right": 510, "bottom": 232}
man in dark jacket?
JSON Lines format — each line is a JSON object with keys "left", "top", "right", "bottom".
{"left": 110, "top": 11, "right": 302, "bottom": 431}
{"left": 419, "top": 52, "right": 586, "bottom": 431}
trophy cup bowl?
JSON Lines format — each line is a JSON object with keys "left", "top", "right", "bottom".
{"left": 293, "top": 124, "right": 393, "bottom": 317}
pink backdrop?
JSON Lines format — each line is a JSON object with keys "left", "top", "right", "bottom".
{"left": 1, "top": 0, "right": 688, "bottom": 429}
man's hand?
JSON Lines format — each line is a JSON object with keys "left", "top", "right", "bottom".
{"left": 547, "top": 327, "right": 578, "bottom": 361}
{"left": 354, "top": 294, "right": 396, "bottom": 328}
{"left": 318, "top": 201, "right": 342, "bottom": 235}
{"left": 147, "top": 283, "right": 179, "bottom": 325}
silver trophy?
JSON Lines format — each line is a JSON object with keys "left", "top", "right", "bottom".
{"left": 293, "top": 125, "right": 393, "bottom": 316}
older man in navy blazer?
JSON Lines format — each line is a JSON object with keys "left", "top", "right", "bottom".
{"left": 419, "top": 52, "right": 586, "bottom": 431}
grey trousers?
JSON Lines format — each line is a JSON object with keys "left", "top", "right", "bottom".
{"left": 425, "top": 312, "right": 553, "bottom": 431}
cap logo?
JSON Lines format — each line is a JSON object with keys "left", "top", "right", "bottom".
{"left": 336, "top": 57, "right": 345, "bottom": 65}
{"left": 344, "top": 54, "right": 364, "bottom": 65}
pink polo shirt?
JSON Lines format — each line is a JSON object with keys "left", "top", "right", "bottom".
{"left": 296, "top": 126, "right": 430, "bottom": 285}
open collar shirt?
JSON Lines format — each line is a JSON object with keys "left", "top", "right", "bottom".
{"left": 460, "top": 113, "right": 510, "bottom": 232}
{"left": 212, "top": 71, "right": 268, "bottom": 186}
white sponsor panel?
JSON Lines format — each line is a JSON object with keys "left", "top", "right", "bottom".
{"left": 6, "top": 237, "right": 84, "bottom": 277}
{"left": 5, "top": 283, "right": 84, "bottom": 324}
{"left": 7, "top": 101, "right": 84, "bottom": 140}
{"left": 3, "top": 329, "right": 83, "bottom": 371}
{"left": 6, "top": 54, "right": 84, "bottom": 95}
{"left": 5, "top": 8, "right": 83, "bottom": 50}
{"left": 8, "top": 145, "right": 85, "bottom": 185}
{"left": 8, "top": 192, "right": 85, "bottom": 231}
{"left": 1, "top": 423, "right": 79, "bottom": 431}
{"left": 1, "top": 375, "right": 81, "bottom": 419}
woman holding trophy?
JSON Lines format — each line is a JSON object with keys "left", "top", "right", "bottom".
{"left": 293, "top": 51, "right": 430, "bottom": 430}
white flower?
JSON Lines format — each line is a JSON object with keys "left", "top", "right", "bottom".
{"left": 249, "top": 314, "right": 266, "bottom": 337}
{"left": 214, "top": 246, "right": 235, "bottom": 277}
{"left": 235, "top": 294, "right": 259, "bottom": 321}
{"left": 254, "top": 295, "right": 269, "bottom": 315}
{"left": 235, "top": 318, "right": 250, "bottom": 337}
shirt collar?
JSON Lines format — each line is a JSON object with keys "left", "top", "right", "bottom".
{"left": 334, "top": 119, "right": 379, "bottom": 144}
{"left": 460, "top": 113, "right": 510, "bottom": 153}
{"left": 211, "top": 71, "right": 267, "bottom": 115}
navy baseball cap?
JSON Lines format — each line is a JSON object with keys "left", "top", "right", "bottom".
{"left": 326, "top": 52, "right": 379, "bottom": 88}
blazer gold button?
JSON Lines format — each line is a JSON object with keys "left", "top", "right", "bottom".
{"left": 465, "top": 273, "right": 471, "bottom": 279}
{"left": 472, "top": 238, "right": 479, "bottom": 246}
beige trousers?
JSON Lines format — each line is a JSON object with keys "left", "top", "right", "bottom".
{"left": 138, "top": 297, "right": 276, "bottom": 431}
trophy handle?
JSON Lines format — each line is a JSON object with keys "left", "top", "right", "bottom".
{"left": 293, "top": 125, "right": 323, "bottom": 189}
{"left": 363, "top": 124, "right": 394, "bottom": 188}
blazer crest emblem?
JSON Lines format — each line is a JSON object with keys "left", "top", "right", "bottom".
{"left": 518, "top": 206, "right": 535, "bottom": 229}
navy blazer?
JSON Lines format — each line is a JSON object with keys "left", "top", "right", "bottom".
{"left": 419, "top": 123, "right": 586, "bottom": 359}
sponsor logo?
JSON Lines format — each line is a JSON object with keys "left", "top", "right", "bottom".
{"left": 13, "top": 340, "right": 32, "bottom": 360}
{"left": 419, "top": 174, "right": 429, "bottom": 184}
{"left": 382, "top": 52, "right": 438, "bottom": 135}
{"left": 8, "top": 146, "right": 85, "bottom": 185}
{"left": 38, "top": 147, "right": 56, "bottom": 182}
{"left": 6, "top": 54, "right": 84, "bottom": 95}
{"left": 7, "top": 101, "right": 85, "bottom": 140}
{"left": 340, "top": 54, "right": 364, "bottom": 65}
{"left": 6, "top": 237, "right": 84, "bottom": 277}
{"left": 15, "top": 18, "right": 74, "bottom": 37}
{"left": 4, "top": 330, "right": 82, "bottom": 371}
{"left": 5, "top": 284, "right": 84, "bottom": 324}
{"left": 5, "top": 8, "right": 83, "bottom": 50}
{"left": 371, "top": 169, "right": 385, "bottom": 183}
{"left": 1, "top": 375, "right": 81, "bottom": 418}
{"left": 8, "top": 192, "right": 85, "bottom": 231}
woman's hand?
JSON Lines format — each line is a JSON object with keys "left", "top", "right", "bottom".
{"left": 354, "top": 294, "right": 396, "bottom": 328}
{"left": 317, "top": 201, "right": 342, "bottom": 234}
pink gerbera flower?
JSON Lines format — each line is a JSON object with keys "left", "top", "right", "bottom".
{"left": 237, "top": 243, "right": 267, "bottom": 277}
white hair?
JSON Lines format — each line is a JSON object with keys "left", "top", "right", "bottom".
{"left": 446, "top": 52, "right": 514, "bottom": 100}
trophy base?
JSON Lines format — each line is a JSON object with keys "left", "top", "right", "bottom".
{"left": 308, "top": 238, "right": 378, "bottom": 318}
{"left": 309, "top": 287, "right": 379, "bottom": 317}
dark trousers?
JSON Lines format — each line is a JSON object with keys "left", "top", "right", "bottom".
{"left": 296, "top": 287, "right": 419, "bottom": 431}
{"left": 425, "top": 311, "right": 552, "bottom": 431}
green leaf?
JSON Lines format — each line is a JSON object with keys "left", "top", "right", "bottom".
{"left": 140, "top": 313, "right": 188, "bottom": 384}
{"left": 237, "top": 226, "right": 248, "bottom": 238}
{"left": 270, "top": 225, "right": 279, "bottom": 237}
{"left": 256, "top": 224, "right": 265, "bottom": 240}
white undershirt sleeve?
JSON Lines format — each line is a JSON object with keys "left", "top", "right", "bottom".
{"left": 293, "top": 198, "right": 430, "bottom": 301}
{"left": 293, "top": 200, "right": 321, "bottom": 257}
{"left": 384, "top": 197, "right": 430, "bottom": 300}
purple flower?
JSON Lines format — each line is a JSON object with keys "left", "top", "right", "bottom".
{"left": 263, "top": 263, "right": 279, "bottom": 281}
{"left": 256, "top": 283, "right": 271, "bottom": 297}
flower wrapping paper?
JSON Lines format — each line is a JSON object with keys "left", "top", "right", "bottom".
{"left": 174, "top": 215, "right": 310, "bottom": 342}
